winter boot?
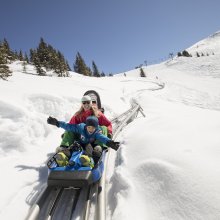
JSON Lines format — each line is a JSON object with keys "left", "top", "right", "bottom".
{"left": 55, "top": 151, "right": 70, "bottom": 167}
{"left": 92, "top": 145, "right": 102, "bottom": 164}
{"left": 79, "top": 155, "right": 94, "bottom": 168}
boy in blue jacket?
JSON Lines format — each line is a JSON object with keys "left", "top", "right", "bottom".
{"left": 47, "top": 116, "right": 120, "bottom": 167}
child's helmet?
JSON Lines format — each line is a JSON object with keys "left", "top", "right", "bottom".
{"left": 86, "top": 116, "right": 98, "bottom": 128}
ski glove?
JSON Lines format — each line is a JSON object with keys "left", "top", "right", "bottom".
{"left": 106, "top": 140, "right": 120, "bottom": 151}
{"left": 47, "top": 116, "right": 59, "bottom": 127}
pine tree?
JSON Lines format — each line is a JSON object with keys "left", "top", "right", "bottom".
{"left": 31, "top": 50, "right": 46, "bottom": 75}
{"left": 0, "top": 61, "right": 12, "bottom": 80}
{"left": 14, "top": 50, "right": 19, "bottom": 60}
{"left": 29, "top": 49, "right": 35, "bottom": 63}
{"left": 2, "top": 38, "right": 16, "bottom": 61}
{"left": 24, "top": 52, "right": 29, "bottom": 63}
{"left": 140, "top": 68, "right": 146, "bottom": 77}
{"left": 92, "top": 61, "right": 100, "bottom": 77}
{"left": 73, "top": 52, "right": 91, "bottom": 76}
{"left": 177, "top": 52, "right": 182, "bottom": 57}
{"left": 88, "top": 67, "right": 92, "bottom": 76}
{"left": 19, "top": 50, "right": 24, "bottom": 61}
{"left": 37, "top": 38, "right": 50, "bottom": 69}
{"left": 66, "top": 61, "right": 71, "bottom": 71}
{"left": 30, "top": 39, "right": 70, "bottom": 77}
{"left": 0, "top": 42, "right": 12, "bottom": 80}
{"left": 54, "top": 51, "right": 69, "bottom": 77}
{"left": 100, "top": 71, "right": 105, "bottom": 77}
{"left": 47, "top": 44, "right": 57, "bottom": 70}
{"left": 182, "top": 50, "right": 191, "bottom": 57}
{"left": 22, "top": 61, "right": 27, "bottom": 73}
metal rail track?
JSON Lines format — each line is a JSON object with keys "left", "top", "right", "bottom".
{"left": 26, "top": 103, "right": 144, "bottom": 220}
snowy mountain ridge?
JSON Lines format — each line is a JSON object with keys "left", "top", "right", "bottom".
{"left": 187, "top": 31, "right": 220, "bottom": 55}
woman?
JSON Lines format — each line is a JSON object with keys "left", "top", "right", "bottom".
{"left": 60, "top": 95, "right": 112, "bottom": 148}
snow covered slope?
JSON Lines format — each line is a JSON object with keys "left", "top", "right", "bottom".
{"left": 0, "top": 31, "right": 220, "bottom": 220}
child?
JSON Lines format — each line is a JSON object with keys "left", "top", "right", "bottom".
{"left": 47, "top": 116, "right": 119, "bottom": 167}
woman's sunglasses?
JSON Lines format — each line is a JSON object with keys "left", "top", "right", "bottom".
{"left": 82, "top": 101, "right": 91, "bottom": 105}
{"left": 92, "top": 100, "right": 97, "bottom": 104}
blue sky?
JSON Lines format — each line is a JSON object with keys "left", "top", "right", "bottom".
{"left": 1, "top": 0, "right": 220, "bottom": 74}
